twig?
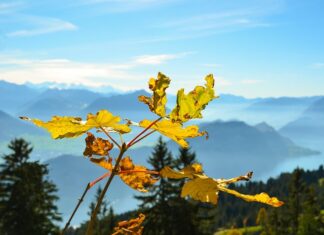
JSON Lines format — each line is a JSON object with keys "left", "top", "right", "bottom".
{"left": 100, "top": 127, "right": 121, "bottom": 149}
{"left": 61, "top": 183, "right": 90, "bottom": 235}
{"left": 89, "top": 172, "right": 111, "bottom": 188}
{"left": 127, "top": 117, "right": 162, "bottom": 148}
{"left": 128, "top": 130, "right": 156, "bottom": 148}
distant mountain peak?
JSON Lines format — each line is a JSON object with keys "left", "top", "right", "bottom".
{"left": 254, "top": 122, "right": 276, "bottom": 133}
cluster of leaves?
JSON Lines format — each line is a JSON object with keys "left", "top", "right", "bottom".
{"left": 21, "top": 72, "right": 283, "bottom": 234}
{"left": 112, "top": 214, "right": 145, "bottom": 235}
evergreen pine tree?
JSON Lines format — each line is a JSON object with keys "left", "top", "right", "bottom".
{"left": 297, "top": 186, "right": 322, "bottom": 235}
{"left": 0, "top": 139, "right": 61, "bottom": 235}
{"left": 288, "top": 168, "right": 305, "bottom": 235}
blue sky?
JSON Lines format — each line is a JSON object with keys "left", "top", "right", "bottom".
{"left": 0, "top": 0, "right": 323, "bottom": 97}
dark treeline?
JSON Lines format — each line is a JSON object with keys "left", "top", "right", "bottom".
{"left": 1, "top": 138, "right": 323, "bottom": 235}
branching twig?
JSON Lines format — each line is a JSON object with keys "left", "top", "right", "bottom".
{"left": 100, "top": 127, "right": 121, "bottom": 149}
{"left": 128, "top": 130, "right": 156, "bottom": 148}
{"left": 127, "top": 117, "right": 162, "bottom": 148}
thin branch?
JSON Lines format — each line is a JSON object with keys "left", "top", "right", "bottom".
{"left": 61, "top": 183, "right": 90, "bottom": 235}
{"left": 221, "top": 171, "right": 253, "bottom": 185}
{"left": 127, "top": 117, "right": 162, "bottom": 148}
{"left": 100, "top": 127, "right": 121, "bottom": 149}
{"left": 118, "top": 169, "right": 160, "bottom": 175}
{"left": 128, "top": 130, "right": 156, "bottom": 148}
{"left": 86, "top": 143, "right": 128, "bottom": 235}
{"left": 89, "top": 172, "right": 111, "bottom": 188}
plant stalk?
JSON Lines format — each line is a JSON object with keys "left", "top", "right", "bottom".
{"left": 61, "top": 183, "right": 90, "bottom": 235}
{"left": 85, "top": 143, "right": 127, "bottom": 235}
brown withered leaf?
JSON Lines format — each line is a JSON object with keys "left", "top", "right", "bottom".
{"left": 112, "top": 213, "right": 145, "bottom": 235}
{"left": 90, "top": 157, "right": 113, "bottom": 171}
{"left": 83, "top": 132, "right": 113, "bottom": 157}
{"left": 161, "top": 164, "right": 284, "bottom": 207}
{"left": 119, "top": 157, "right": 159, "bottom": 192}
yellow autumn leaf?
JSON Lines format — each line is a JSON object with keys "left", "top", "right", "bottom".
{"left": 170, "top": 74, "right": 218, "bottom": 123}
{"left": 119, "top": 157, "right": 159, "bottom": 192}
{"left": 139, "top": 119, "right": 206, "bottom": 148}
{"left": 181, "top": 178, "right": 220, "bottom": 204}
{"left": 23, "top": 116, "right": 89, "bottom": 139}
{"left": 160, "top": 163, "right": 204, "bottom": 179}
{"left": 138, "top": 72, "right": 171, "bottom": 117}
{"left": 161, "top": 164, "right": 284, "bottom": 207}
{"left": 89, "top": 157, "right": 113, "bottom": 171}
{"left": 218, "top": 187, "right": 284, "bottom": 207}
{"left": 20, "top": 109, "right": 131, "bottom": 139}
{"left": 86, "top": 110, "right": 131, "bottom": 134}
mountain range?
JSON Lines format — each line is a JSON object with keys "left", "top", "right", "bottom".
{"left": 280, "top": 97, "right": 324, "bottom": 145}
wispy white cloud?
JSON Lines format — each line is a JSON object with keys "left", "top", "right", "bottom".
{"left": 240, "top": 79, "right": 263, "bottom": 85}
{"left": 0, "top": 2, "right": 22, "bottom": 14}
{"left": 151, "top": 1, "right": 284, "bottom": 41}
{"left": 0, "top": 52, "right": 191, "bottom": 90}
{"left": 76, "top": 0, "right": 176, "bottom": 13}
{"left": 159, "top": 8, "right": 272, "bottom": 33}
{"left": 6, "top": 17, "right": 78, "bottom": 37}
{"left": 133, "top": 52, "right": 192, "bottom": 65}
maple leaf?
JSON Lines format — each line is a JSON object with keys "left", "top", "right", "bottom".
{"left": 170, "top": 74, "right": 218, "bottom": 123}
{"left": 139, "top": 119, "right": 206, "bottom": 148}
{"left": 138, "top": 72, "right": 170, "bottom": 117}
{"left": 83, "top": 132, "right": 113, "bottom": 157}
{"left": 160, "top": 163, "right": 203, "bottom": 179}
{"left": 119, "top": 157, "right": 159, "bottom": 192}
{"left": 89, "top": 157, "right": 113, "bottom": 171}
{"left": 86, "top": 110, "right": 131, "bottom": 134}
{"left": 20, "top": 109, "right": 131, "bottom": 139}
{"left": 161, "top": 164, "right": 284, "bottom": 207}
{"left": 88, "top": 156, "right": 158, "bottom": 192}
{"left": 112, "top": 213, "right": 145, "bottom": 235}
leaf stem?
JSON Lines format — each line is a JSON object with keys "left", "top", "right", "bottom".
{"left": 85, "top": 143, "right": 128, "bottom": 235}
{"left": 128, "top": 130, "right": 156, "bottom": 148}
{"left": 89, "top": 172, "right": 111, "bottom": 188}
{"left": 118, "top": 169, "right": 160, "bottom": 175}
{"left": 61, "top": 183, "right": 90, "bottom": 235}
{"left": 100, "top": 127, "right": 121, "bottom": 149}
{"left": 127, "top": 117, "right": 162, "bottom": 148}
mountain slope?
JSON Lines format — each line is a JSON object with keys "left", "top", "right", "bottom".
{"left": 19, "top": 89, "right": 103, "bottom": 119}
{"left": 0, "top": 110, "right": 44, "bottom": 141}
{"left": 0, "top": 80, "right": 40, "bottom": 114}
{"left": 280, "top": 97, "right": 324, "bottom": 143}
{"left": 242, "top": 96, "right": 323, "bottom": 128}
{"left": 83, "top": 90, "right": 157, "bottom": 121}
{"left": 167, "top": 121, "right": 319, "bottom": 178}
